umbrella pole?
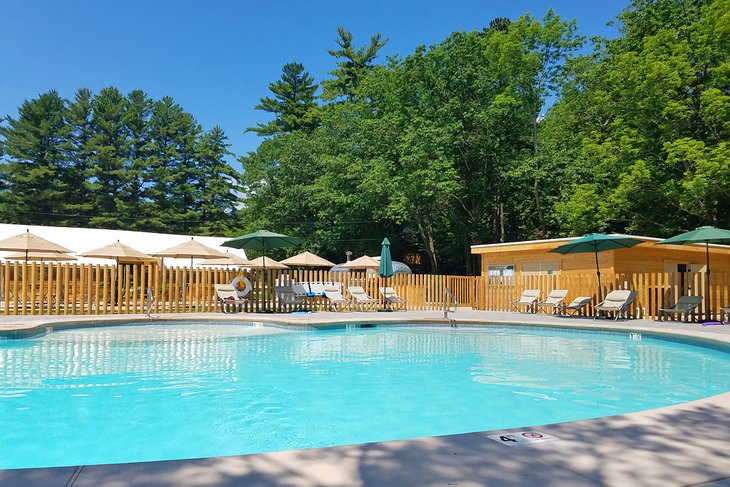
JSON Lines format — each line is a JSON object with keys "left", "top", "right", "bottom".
{"left": 594, "top": 249, "right": 602, "bottom": 304}
{"left": 706, "top": 240, "right": 711, "bottom": 320}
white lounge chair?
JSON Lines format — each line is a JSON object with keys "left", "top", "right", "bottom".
{"left": 323, "top": 285, "right": 351, "bottom": 311}
{"left": 379, "top": 287, "right": 407, "bottom": 311}
{"left": 556, "top": 296, "right": 593, "bottom": 316}
{"left": 214, "top": 284, "right": 248, "bottom": 313}
{"left": 537, "top": 290, "right": 568, "bottom": 314}
{"left": 511, "top": 289, "right": 540, "bottom": 313}
{"left": 348, "top": 286, "right": 378, "bottom": 311}
{"left": 594, "top": 290, "right": 637, "bottom": 320}
{"left": 658, "top": 295, "right": 703, "bottom": 322}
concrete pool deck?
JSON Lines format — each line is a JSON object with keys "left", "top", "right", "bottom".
{"left": 1, "top": 309, "right": 730, "bottom": 486}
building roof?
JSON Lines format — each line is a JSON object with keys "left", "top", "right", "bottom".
{"left": 471, "top": 234, "right": 730, "bottom": 255}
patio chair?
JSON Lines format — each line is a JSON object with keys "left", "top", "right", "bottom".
{"left": 722, "top": 306, "right": 729, "bottom": 324}
{"left": 323, "top": 285, "right": 352, "bottom": 311}
{"left": 658, "top": 295, "right": 703, "bottom": 322}
{"left": 511, "top": 289, "right": 540, "bottom": 313}
{"left": 556, "top": 296, "right": 593, "bottom": 316}
{"left": 274, "top": 285, "right": 307, "bottom": 312}
{"left": 347, "top": 286, "right": 378, "bottom": 311}
{"left": 214, "top": 284, "right": 248, "bottom": 313}
{"left": 379, "top": 287, "right": 407, "bottom": 311}
{"left": 537, "top": 290, "right": 568, "bottom": 314}
{"left": 594, "top": 290, "right": 637, "bottom": 321}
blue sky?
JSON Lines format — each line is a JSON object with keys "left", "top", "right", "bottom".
{"left": 2, "top": 1, "right": 627, "bottom": 169}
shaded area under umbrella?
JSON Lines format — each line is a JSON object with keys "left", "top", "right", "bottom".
{"left": 550, "top": 233, "right": 644, "bottom": 301}
{"left": 657, "top": 226, "right": 730, "bottom": 319}
{"left": 0, "top": 230, "right": 73, "bottom": 262}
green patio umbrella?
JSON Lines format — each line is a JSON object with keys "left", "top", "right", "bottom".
{"left": 222, "top": 230, "right": 303, "bottom": 312}
{"left": 378, "top": 238, "right": 394, "bottom": 312}
{"left": 550, "top": 233, "right": 644, "bottom": 301}
{"left": 657, "top": 226, "right": 730, "bottom": 315}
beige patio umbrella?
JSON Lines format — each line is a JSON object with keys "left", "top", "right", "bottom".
{"left": 341, "top": 255, "right": 380, "bottom": 269}
{"left": 246, "top": 256, "right": 289, "bottom": 270}
{"left": 80, "top": 240, "right": 156, "bottom": 264}
{"left": 0, "top": 230, "right": 73, "bottom": 261}
{"left": 5, "top": 251, "right": 77, "bottom": 262}
{"left": 153, "top": 238, "right": 227, "bottom": 268}
{"left": 200, "top": 251, "right": 251, "bottom": 268}
{"left": 281, "top": 251, "right": 335, "bottom": 268}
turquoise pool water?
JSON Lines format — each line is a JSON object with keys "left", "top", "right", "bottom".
{"left": 1, "top": 322, "right": 730, "bottom": 469}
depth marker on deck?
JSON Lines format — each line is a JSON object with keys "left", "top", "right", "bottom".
{"left": 484, "top": 431, "right": 559, "bottom": 446}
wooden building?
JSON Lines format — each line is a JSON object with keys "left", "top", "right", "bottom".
{"left": 471, "top": 235, "right": 730, "bottom": 279}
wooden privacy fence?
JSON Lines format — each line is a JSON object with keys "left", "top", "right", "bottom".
{"left": 474, "top": 271, "right": 730, "bottom": 321}
{"left": 0, "top": 262, "right": 470, "bottom": 315}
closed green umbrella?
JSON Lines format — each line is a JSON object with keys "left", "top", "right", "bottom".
{"left": 379, "top": 238, "right": 394, "bottom": 312}
{"left": 657, "top": 226, "right": 730, "bottom": 317}
{"left": 550, "top": 233, "right": 644, "bottom": 301}
{"left": 222, "top": 230, "right": 302, "bottom": 312}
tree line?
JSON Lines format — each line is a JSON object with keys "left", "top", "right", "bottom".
{"left": 1, "top": 0, "right": 727, "bottom": 273}
{"left": 0, "top": 88, "right": 239, "bottom": 235}
{"left": 239, "top": 0, "right": 729, "bottom": 273}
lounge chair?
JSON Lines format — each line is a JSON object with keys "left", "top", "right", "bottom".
{"left": 556, "top": 296, "right": 593, "bottom": 316}
{"left": 658, "top": 295, "right": 703, "bottom": 322}
{"left": 594, "top": 290, "right": 637, "bottom": 321}
{"left": 214, "top": 284, "right": 248, "bottom": 313}
{"left": 379, "top": 287, "right": 407, "bottom": 311}
{"left": 511, "top": 289, "right": 540, "bottom": 313}
{"left": 537, "top": 290, "right": 568, "bottom": 314}
{"left": 347, "top": 286, "right": 378, "bottom": 311}
{"left": 275, "top": 285, "right": 306, "bottom": 312}
{"left": 323, "top": 285, "right": 351, "bottom": 311}
{"left": 722, "top": 306, "right": 729, "bottom": 324}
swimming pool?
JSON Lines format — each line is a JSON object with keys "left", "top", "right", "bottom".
{"left": 1, "top": 321, "right": 730, "bottom": 470}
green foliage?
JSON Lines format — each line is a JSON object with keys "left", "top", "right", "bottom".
{"left": 321, "top": 27, "right": 388, "bottom": 101}
{"left": 549, "top": 0, "right": 730, "bottom": 236}
{"left": 249, "top": 62, "right": 320, "bottom": 136}
{"left": 0, "top": 88, "right": 241, "bottom": 235}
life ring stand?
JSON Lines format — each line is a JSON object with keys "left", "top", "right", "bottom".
{"left": 231, "top": 275, "right": 252, "bottom": 298}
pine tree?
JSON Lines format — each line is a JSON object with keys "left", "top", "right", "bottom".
{"left": 248, "top": 62, "right": 320, "bottom": 136}
{"left": 87, "top": 87, "right": 130, "bottom": 229}
{"left": 120, "top": 89, "right": 153, "bottom": 229}
{"left": 64, "top": 88, "right": 95, "bottom": 225}
{"left": 195, "top": 126, "right": 240, "bottom": 234}
{"left": 0, "top": 91, "right": 70, "bottom": 225}
{"left": 321, "top": 27, "right": 388, "bottom": 101}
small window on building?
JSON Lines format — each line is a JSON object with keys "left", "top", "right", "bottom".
{"left": 487, "top": 264, "right": 514, "bottom": 277}
{"left": 521, "top": 261, "right": 561, "bottom": 275}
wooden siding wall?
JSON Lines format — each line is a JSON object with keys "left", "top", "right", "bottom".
{"left": 473, "top": 271, "right": 729, "bottom": 321}
{"left": 0, "top": 263, "right": 467, "bottom": 315}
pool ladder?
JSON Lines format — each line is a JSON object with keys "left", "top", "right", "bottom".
{"left": 443, "top": 287, "right": 458, "bottom": 327}
{"left": 145, "top": 287, "right": 156, "bottom": 319}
